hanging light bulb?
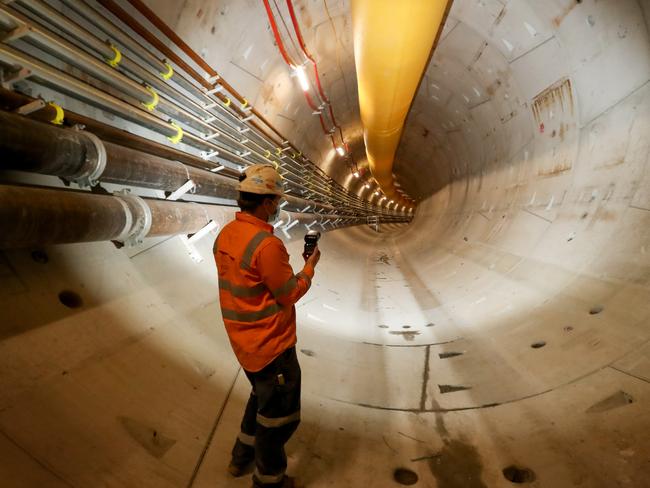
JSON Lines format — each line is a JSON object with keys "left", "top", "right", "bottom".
{"left": 353, "top": 171, "right": 360, "bottom": 178}
{"left": 336, "top": 146, "right": 346, "bottom": 156}
{"left": 295, "top": 66, "right": 309, "bottom": 91}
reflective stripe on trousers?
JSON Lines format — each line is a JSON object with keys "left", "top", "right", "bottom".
{"left": 232, "top": 348, "right": 301, "bottom": 486}
{"left": 256, "top": 411, "right": 300, "bottom": 428}
{"left": 238, "top": 431, "right": 255, "bottom": 446}
{"left": 254, "top": 468, "right": 285, "bottom": 484}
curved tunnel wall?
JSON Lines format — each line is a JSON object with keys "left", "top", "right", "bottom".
{"left": 1, "top": 1, "right": 650, "bottom": 487}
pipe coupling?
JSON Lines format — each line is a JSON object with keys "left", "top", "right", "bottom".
{"left": 114, "top": 191, "right": 152, "bottom": 247}
{"left": 73, "top": 131, "right": 107, "bottom": 188}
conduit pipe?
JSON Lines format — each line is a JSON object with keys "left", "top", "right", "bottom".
{"left": 0, "top": 87, "right": 238, "bottom": 177}
{"left": 7, "top": 0, "right": 381, "bottom": 215}
{"left": 0, "top": 5, "right": 278, "bottom": 170}
{"left": 23, "top": 0, "right": 297, "bottom": 173}
{"left": 351, "top": 0, "right": 450, "bottom": 208}
{"left": 105, "top": 0, "right": 306, "bottom": 159}
{"left": 0, "top": 45, "right": 364, "bottom": 213}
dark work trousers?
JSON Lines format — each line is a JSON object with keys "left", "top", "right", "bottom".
{"left": 231, "top": 347, "right": 301, "bottom": 487}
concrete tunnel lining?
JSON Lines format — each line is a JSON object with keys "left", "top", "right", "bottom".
{"left": 1, "top": 0, "right": 650, "bottom": 487}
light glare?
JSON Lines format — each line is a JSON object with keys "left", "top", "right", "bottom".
{"left": 295, "top": 66, "right": 309, "bottom": 91}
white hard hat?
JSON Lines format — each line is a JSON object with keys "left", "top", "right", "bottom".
{"left": 238, "top": 164, "right": 284, "bottom": 196}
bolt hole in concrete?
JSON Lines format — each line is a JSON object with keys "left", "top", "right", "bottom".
{"left": 58, "top": 290, "right": 83, "bottom": 309}
{"left": 31, "top": 249, "right": 49, "bottom": 264}
{"left": 425, "top": 322, "right": 435, "bottom": 327}
{"left": 393, "top": 467, "right": 419, "bottom": 485}
{"left": 531, "top": 341, "right": 546, "bottom": 349}
{"left": 502, "top": 465, "right": 536, "bottom": 483}
{"left": 378, "top": 324, "right": 389, "bottom": 329}
{"left": 589, "top": 305, "right": 604, "bottom": 315}
{"left": 402, "top": 325, "right": 411, "bottom": 329}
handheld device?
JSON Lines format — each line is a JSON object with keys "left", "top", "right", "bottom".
{"left": 303, "top": 230, "right": 321, "bottom": 259}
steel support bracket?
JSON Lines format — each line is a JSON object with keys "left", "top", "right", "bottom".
{"left": 166, "top": 179, "right": 196, "bottom": 201}
{"left": 1, "top": 66, "right": 30, "bottom": 89}
{"left": 13, "top": 99, "right": 45, "bottom": 115}
{"left": 179, "top": 220, "right": 219, "bottom": 263}
{"left": 281, "top": 220, "right": 299, "bottom": 239}
{"left": 0, "top": 24, "right": 29, "bottom": 43}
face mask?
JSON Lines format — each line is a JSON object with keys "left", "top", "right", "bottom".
{"left": 267, "top": 200, "right": 280, "bottom": 224}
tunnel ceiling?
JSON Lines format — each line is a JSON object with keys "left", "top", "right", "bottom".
{"left": 147, "top": 0, "right": 650, "bottom": 208}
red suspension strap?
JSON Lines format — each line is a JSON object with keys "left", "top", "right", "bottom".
{"left": 262, "top": 0, "right": 334, "bottom": 137}
{"left": 262, "top": 0, "right": 298, "bottom": 67}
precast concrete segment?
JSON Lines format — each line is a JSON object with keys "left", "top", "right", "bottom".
{"left": 1, "top": 1, "right": 650, "bottom": 488}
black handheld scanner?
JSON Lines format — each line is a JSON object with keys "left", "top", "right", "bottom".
{"left": 303, "top": 230, "right": 321, "bottom": 259}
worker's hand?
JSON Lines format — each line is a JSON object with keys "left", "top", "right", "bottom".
{"left": 305, "top": 246, "right": 321, "bottom": 267}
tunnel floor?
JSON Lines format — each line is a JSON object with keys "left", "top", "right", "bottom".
{"left": 1, "top": 224, "right": 648, "bottom": 487}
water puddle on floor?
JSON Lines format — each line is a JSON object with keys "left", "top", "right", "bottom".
{"left": 428, "top": 438, "right": 487, "bottom": 488}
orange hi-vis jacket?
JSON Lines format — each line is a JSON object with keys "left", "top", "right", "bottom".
{"left": 213, "top": 212, "right": 314, "bottom": 372}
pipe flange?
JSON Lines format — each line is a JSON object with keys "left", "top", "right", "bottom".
{"left": 74, "top": 132, "right": 107, "bottom": 187}
{"left": 112, "top": 196, "right": 134, "bottom": 243}
{"left": 72, "top": 132, "right": 107, "bottom": 188}
{"left": 114, "top": 190, "right": 152, "bottom": 247}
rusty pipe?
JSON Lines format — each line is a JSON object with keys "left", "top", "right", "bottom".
{"left": 0, "top": 184, "right": 210, "bottom": 248}
{"left": 0, "top": 184, "right": 370, "bottom": 250}
{"left": 0, "top": 110, "right": 346, "bottom": 214}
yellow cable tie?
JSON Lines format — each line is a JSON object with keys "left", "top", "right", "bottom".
{"left": 167, "top": 121, "right": 183, "bottom": 144}
{"left": 106, "top": 43, "right": 122, "bottom": 68}
{"left": 223, "top": 97, "right": 231, "bottom": 107}
{"left": 48, "top": 102, "right": 64, "bottom": 125}
{"left": 272, "top": 161, "right": 280, "bottom": 170}
{"left": 141, "top": 85, "right": 160, "bottom": 112}
{"left": 160, "top": 61, "right": 174, "bottom": 80}
{"left": 275, "top": 147, "right": 282, "bottom": 156}
{"left": 241, "top": 98, "right": 249, "bottom": 109}
{"left": 264, "top": 150, "right": 271, "bottom": 159}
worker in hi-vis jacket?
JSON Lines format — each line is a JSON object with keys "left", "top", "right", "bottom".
{"left": 213, "top": 164, "right": 320, "bottom": 488}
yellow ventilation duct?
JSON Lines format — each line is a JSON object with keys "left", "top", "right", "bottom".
{"left": 352, "top": 0, "right": 450, "bottom": 209}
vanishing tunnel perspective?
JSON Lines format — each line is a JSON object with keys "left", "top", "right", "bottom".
{"left": 1, "top": 0, "right": 649, "bottom": 487}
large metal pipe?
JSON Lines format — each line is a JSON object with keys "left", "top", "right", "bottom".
{"left": 352, "top": 0, "right": 450, "bottom": 208}
{"left": 0, "top": 1, "right": 405, "bottom": 216}
{"left": 2, "top": 1, "right": 386, "bottom": 214}
{"left": 0, "top": 110, "right": 356, "bottom": 215}
{"left": 0, "top": 184, "right": 208, "bottom": 248}
{"left": 0, "top": 39, "right": 366, "bottom": 213}
{"left": 12, "top": 0, "right": 329, "bottom": 199}
{"left": 0, "top": 87, "right": 360, "bottom": 214}
{"left": 0, "top": 184, "right": 372, "bottom": 250}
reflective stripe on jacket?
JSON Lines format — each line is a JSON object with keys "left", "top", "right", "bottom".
{"left": 213, "top": 212, "right": 314, "bottom": 372}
